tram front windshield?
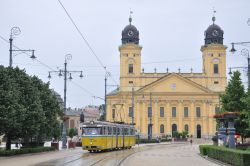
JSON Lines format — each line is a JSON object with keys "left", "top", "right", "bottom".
{"left": 83, "top": 127, "right": 101, "bottom": 135}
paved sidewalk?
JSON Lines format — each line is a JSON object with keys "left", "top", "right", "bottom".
{"left": 121, "top": 144, "right": 218, "bottom": 166}
{"left": 0, "top": 148, "right": 83, "bottom": 166}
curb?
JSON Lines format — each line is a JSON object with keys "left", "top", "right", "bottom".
{"left": 199, "top": 154, "right": 232, "bottom": 166}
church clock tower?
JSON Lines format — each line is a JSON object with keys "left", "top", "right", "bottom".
{"left": 201, "top": 15, "right": 227, "bottom": 91}
{"left": 119, "top": 15, "right": 142, "bottom": 91}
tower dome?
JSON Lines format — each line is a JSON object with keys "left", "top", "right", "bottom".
{"left": 121, "top": 16, "right": 139, "bottom": 45}
{"left": 204, "top": 16, "right": 224, "bottom": 45}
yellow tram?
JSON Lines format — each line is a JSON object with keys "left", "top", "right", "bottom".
{"left": 81, "top": 121, "right": 136, "bottom": 152}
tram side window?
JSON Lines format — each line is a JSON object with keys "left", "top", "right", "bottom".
{"left": 107, "top": 127, "right": 110, "bottom": 135}
{"left": 113, "top": 127, "right": 116, "bottom": 135}
{"left": 130, "top": 129, "right": 134, "bottom": 135}
{"left": 124, "top": 128, "right": 127, "bottom": 135}
{"left": 83, "top": 127, "right": 101, "bottom": 135}
{"left": 122, "top": 128, "right": 124, "bottom": 135}
{"left": 102, "top": 127, "right": 106, "bottom": 135}
{"left": 117, "top": 128, "right": 120, "bottom": 135}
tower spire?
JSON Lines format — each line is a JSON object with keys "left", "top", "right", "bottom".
{"left": 129, "top": 10, "right": 133, "bottom": 25}
{"left": 212, "top": 8, "right": 216, "bottom": 25}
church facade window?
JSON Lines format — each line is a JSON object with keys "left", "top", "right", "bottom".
{"left": 129, "top": 107, "right": 133, "bottom": 117}
{"left": 196, "top": 107, "right": 201, "bottom": 117}
{"left": 214, "top": 64, "right": 219, "bottom": 74}
{"left": 172, "top": 107, "right": 176, "bottom": 117}
{"left": 128, "top": 64, "right": 133, "bottom": 73}
{"left": 160, "top": 107, "right": 164, "bottom": 117}
{"left": 160, "top": 124, "right": 164, "bottom": 133}
{"left": 184, "top": 107, "right": 189, "bottom": 117}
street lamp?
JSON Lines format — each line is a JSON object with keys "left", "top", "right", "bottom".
{"left": 230, "top": 42, "right": 250, "bottom": 90}
{"left": 131, "top": 86, "right": 135, "bottom": 125}
{"left": 48, "top": 54, "right": 83, "bottom": 149}
{"left": 148, "top": 92, "right": 153, "bottom": 140}
{"left": 229, "top": 18, "right": 250, "bottom": 90}
{"left": 104, "top": 71, "right": 111, "bottom": 121}
{"left": 9, "top": 27, "right": 36, "bottom": 67}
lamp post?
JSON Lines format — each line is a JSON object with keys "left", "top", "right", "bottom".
{"left": 131, "top": 87, "right": 135, "bottom": 125}
{"left": 48, "top": 54, "right": 83, "bottom": 149}
{"left": 148, "top": 92, "right": 153, "bottom": 140}
{"left": 230, "top": 44, "right": 250, "bottom": 90}
{"left": 9, "top": 27, "right": 36, "bottom": 67}
{"left": 104, "top": 71, "right": 111, "bottom": 121}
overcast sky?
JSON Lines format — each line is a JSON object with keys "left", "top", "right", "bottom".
{"left": 0, "top": 0, "right": 249, "bottom": 108}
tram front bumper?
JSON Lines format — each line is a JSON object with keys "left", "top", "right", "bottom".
{"left": 82, "top": 146, "right": 102, "bottom": 150}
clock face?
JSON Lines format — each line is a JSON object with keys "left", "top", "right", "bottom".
{"left": 128, "top": 30, "right": 134, "bottom": 37}
{"left": 212, "top": 30, "right": 219, "bottom": 37}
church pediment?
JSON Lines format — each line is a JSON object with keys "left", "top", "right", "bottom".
{"left": 137, "top": 73, "right": 212, "bottom": 94}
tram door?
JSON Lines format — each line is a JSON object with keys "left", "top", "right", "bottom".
{"left": 122, "top": 128, "right": 125, "bottom": 148}
{"left": 116, "top": 127, "right": 118, "bottom": 148}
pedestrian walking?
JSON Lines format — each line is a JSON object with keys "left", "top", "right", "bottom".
{"left": 190, "top": 139, "right": 193, "bottom": 145}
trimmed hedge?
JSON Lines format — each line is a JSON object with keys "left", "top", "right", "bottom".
{"left": 136, "top": 138, "right": 171, "bottom": 144}
{"left": 199, "top": 145, "right": 250, "bottom": 166}
{"left": 0, "top": 147, "right": 55, "bottom": 156}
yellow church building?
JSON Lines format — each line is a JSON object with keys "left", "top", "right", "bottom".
{"left": 106, "top": 15, "right": 227, "bottom": 139}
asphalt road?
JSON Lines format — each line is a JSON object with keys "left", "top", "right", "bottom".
{"left": 0, "top": 142, "right": 218, "bottom": 166}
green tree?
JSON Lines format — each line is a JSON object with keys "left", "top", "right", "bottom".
{"left": 220, "top": 71, "right": 245, "bottom": 113}
{"left": 0, "top": 66, "right": 62, "bottom": 149}
{"left": 240, "top": 90, "right": 250, "bottom": 140}
{"left": 0, "top": 66, "right": 26, "bottom": 150}
{"left": 220, "top": 71, "right": 249, "bottom": 142}
{"left": 68, "top": 128, "right": 77, "bottom": 140}
{"left": 31, "top": 76, "right": 62, "bottom": 143}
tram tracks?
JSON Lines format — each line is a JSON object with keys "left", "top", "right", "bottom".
{"left": 35, "top": 142, "right": 188, "bottom": 166}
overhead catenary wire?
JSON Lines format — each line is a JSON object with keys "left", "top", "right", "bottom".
{"left": 0, "top": 34, "right": 104, "bottom": 101}
{"left": 57, "top": 0, "right": 118, "bottom": 86}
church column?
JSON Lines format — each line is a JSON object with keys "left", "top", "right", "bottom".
{"left": 122, "top": 102, "right": 127, "bottom": 123}
{"left": 208, "top": 101, "right": 214, "bottom": 137}
{"left": 141, "top": 101, "right": 146, "bottom": 137}
{"left": 190, "top": 101, "right": 195, "bottom": 136}
{"left": 153, "top": 100, "right": 159, "bottom": 136}
{"left": 178, "top": 101, "right": 183, "bottom": 132}
{"left": 166, "top": 102, "right": 171, "bottom": 135}
{"left": 202, "top": 101, "right": 208, "bottom": 138}
{"left": 136, "top": 101, "right": 140, "bottom": 133}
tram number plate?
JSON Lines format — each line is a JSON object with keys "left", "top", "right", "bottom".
{"left": 89, "top": 139, "right": 96, "bottom": 142}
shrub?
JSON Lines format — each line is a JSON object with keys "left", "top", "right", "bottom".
{"left": 136, "top": 138, "right": 170, "bottom": 144}
{"left": 136, "top": 139, "right": 157, "bottom": 144}
{"left": 199, "top": 145, "right": 250, "bottom": 166}
{"left": 0, "top": 147, "right": 55, "bottom": 156}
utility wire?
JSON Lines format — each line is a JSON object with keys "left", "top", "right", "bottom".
{"left": 0, "top": 34, "right": 57, "bottom": 71}
{"left": 0, "top": 34, "right": 104, "bottom": 100}
{"left": 57, "top": 0, "right": 118, "bottom": 86}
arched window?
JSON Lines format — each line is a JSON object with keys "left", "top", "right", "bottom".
{"left": 197, "top": 124, "right": 201, "bottom": 138}
{"left": 214, "top": 64, "right": 219, "bottom": 74}
{"left": 128, "top": 64, "right": 133, "bottom": 73}
{"left": 184, "top": 124, "right": 189, "bottom": 132}
{"left": 160, "top": 124, "right": 164, "bottom": 134}
{"left": 172, "top": 124, "right": 177, "bottom": 136}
